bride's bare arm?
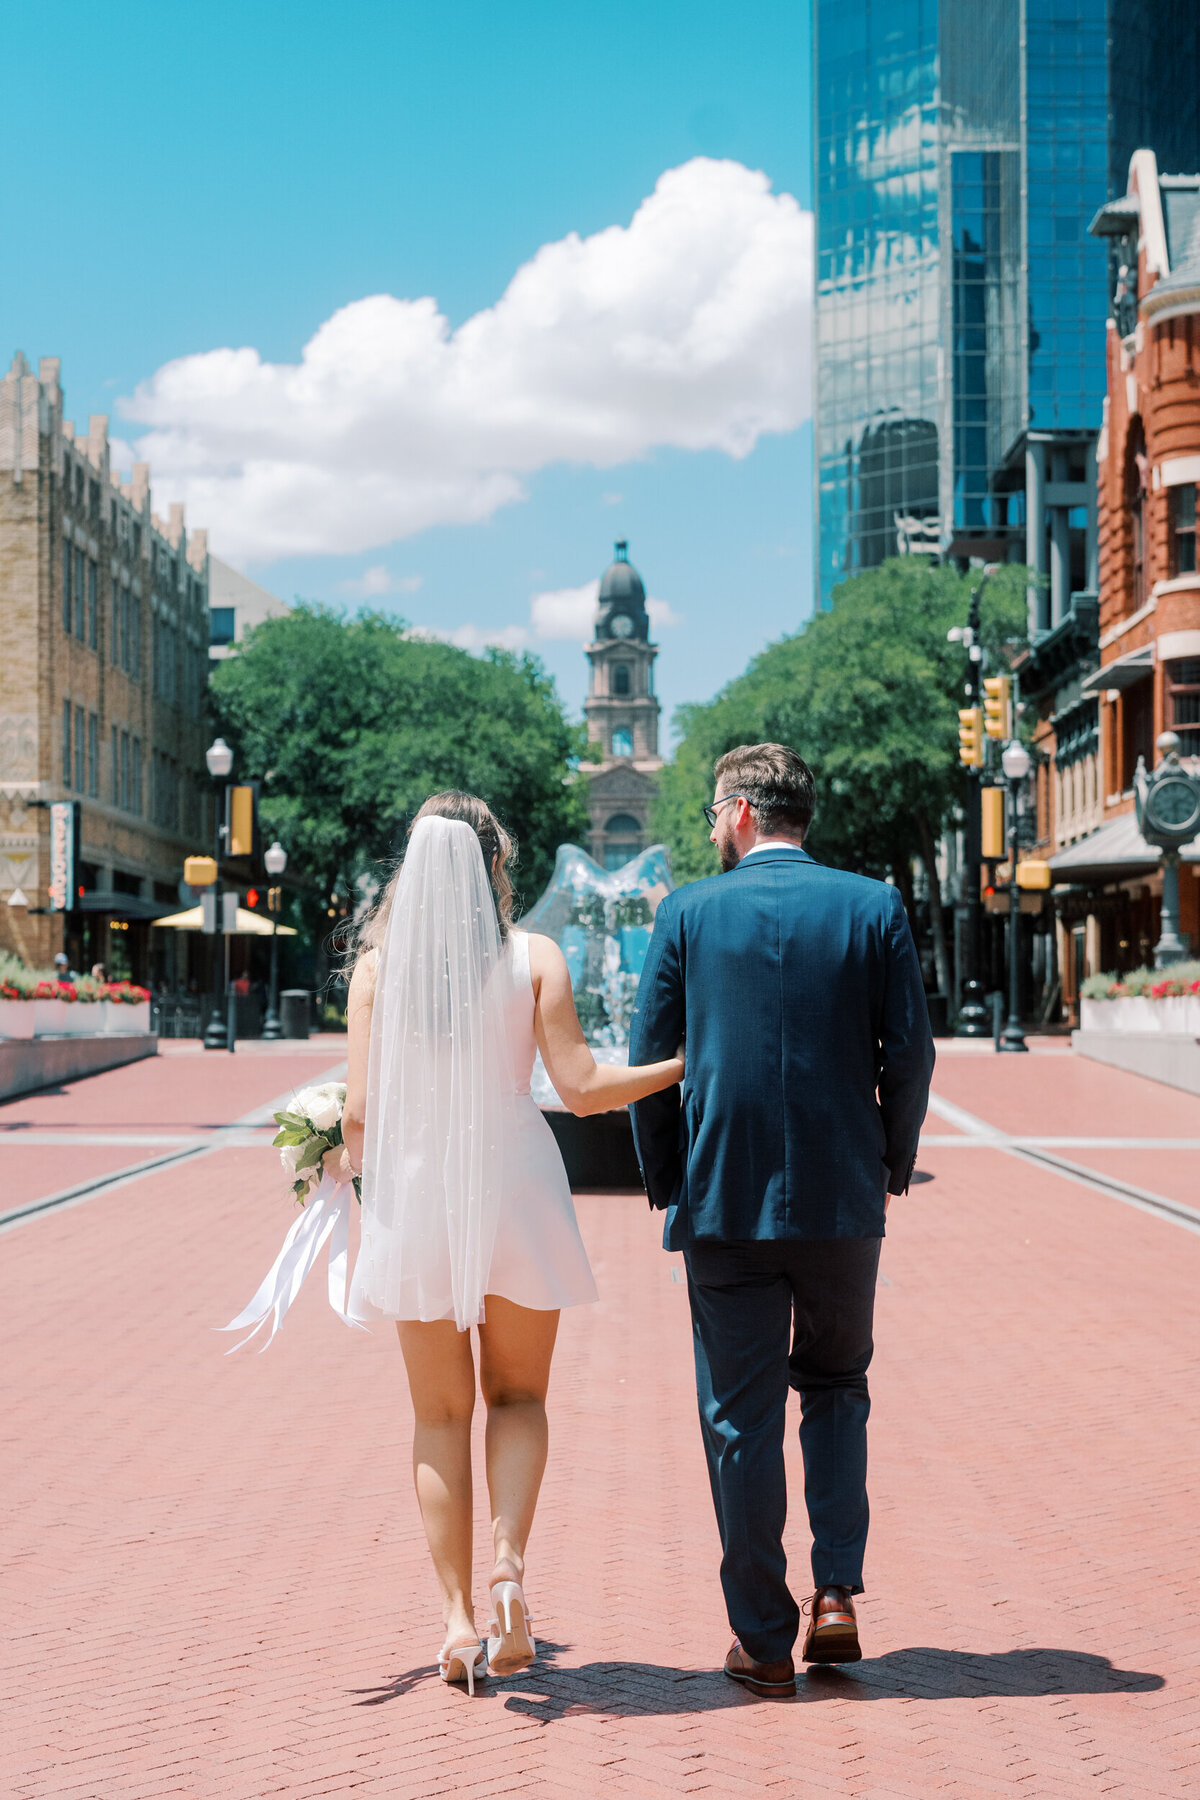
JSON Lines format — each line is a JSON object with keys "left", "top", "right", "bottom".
{"left": 528, "top": 934, "right": 683, "bottom": 1117}
{"left": 337, "top": 950, "right": 376, "bottom": 1177}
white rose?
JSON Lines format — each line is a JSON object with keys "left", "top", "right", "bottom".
{"left": 280, "top": 1142, "right": 303, "bottom": 1176}
{"left": 294, "top": 1083, "right": 344, "bottom": 1134}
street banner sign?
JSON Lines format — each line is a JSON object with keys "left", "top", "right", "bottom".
{"left": 201, "top": 891, "right": 218, "bottom": 934}
{"left": 222, "top": 892, "right": 238, "bottom": 932}
{"left": 47, "top": 801, "right": 80, "bottom": 912}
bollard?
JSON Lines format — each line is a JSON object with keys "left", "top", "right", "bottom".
{"left": 990, "top": 990, "right": 1004, "bottom": 1051}
{"left": 226, "top": 989, "right": 237, "bottom": 1054}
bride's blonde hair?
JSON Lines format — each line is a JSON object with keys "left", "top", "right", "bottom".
{"left": 349, "top": 791, "right": 516, "bottom": 975}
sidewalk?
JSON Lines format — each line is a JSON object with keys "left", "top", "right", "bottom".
{"left": 1, "top": 1046, "right": 1198, "bottom": 1798}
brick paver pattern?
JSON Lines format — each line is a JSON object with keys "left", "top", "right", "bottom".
{"left": 1, "top": 1042, "right": 1198, "bottom": 1799}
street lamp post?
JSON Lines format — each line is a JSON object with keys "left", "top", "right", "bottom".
{"left": 261, "top": 840, "right": 288, "bottom": 1041}
{"left": 951, "top": 568, "right": 997, "bottom": 1036}
{"left": 1000, "top": 738, "right": 1032, "bottom": 1053}
{"left": 203, "top": 736, "right": 234, "bottom": 1051}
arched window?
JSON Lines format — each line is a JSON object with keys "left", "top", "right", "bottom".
{"left": 611, "top": 726, "right": 633, "bottom": 758}
{"left": 612, "top": 663, "right": 631, "bottom": 696}
{"left": 604, "top": 813, "right": 642, "bottom": 871}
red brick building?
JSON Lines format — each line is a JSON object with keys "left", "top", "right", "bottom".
{"left": 1042, "top": 151, "right": 1200, "bottom": 996}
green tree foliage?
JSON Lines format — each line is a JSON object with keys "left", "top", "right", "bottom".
{"left": 208, "top": 605, "right": 592, "bottom": 922}
{"left": 652, "top": 559, "right": 1029, "bottom": 988}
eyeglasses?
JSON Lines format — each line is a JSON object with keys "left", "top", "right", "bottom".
{"left": 702, "top": 793, "right": 754, "bottom": 829}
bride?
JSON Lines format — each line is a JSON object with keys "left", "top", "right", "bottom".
{"left": 326, "top": 791, "right": 683, "bottom": 1693}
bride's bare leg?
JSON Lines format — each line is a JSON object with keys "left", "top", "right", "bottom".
{"left": 396, "top": 1319, "right": 478, "bottom": 1646}
{"left": 477, "top": 1297, "right": 559, "bottom": 1585}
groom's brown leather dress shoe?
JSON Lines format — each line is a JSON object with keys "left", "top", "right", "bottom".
{"left": 723, "top": 1638, "right": 796, "bottom": 1698}
{"left": 801, "top": 1586, "right": 862, "bottom": 1663}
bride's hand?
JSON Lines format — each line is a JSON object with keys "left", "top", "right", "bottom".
{"left": 323, "top": 1144, "right": 357, "bottom": 1186}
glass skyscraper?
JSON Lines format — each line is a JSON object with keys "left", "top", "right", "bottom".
{"left": 815, "top": 0, "right": 1200, "bottom": 611}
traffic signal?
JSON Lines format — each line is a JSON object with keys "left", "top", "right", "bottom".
{"left": 958, "top": 706, "right": 984, "bottom": 767}
{"left": 981, "top": 787, "right": 1006, "bottom": 858}
{"left": 983, "top": 675, "right": 1012, "bottom": 740}
{"left": 245, "top": 887, "right": 260, "bottom": 909}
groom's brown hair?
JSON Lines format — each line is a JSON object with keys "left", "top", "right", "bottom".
{"left": 714, "top": 743, "right": 815, "bottom": 837}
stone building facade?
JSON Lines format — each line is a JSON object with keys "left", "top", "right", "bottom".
{"left": 1030, "top": 151, "right": 1200, "bottom": 996}
{"left": 582, "top": 543, "right": 664, "bottom": 869}
{"left": 0, "top": 353, "right": 211, "bottom": 984}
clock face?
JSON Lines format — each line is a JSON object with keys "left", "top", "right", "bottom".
{"left": 1146, "top": 776, "right": 1200, "bottom": 836}
{"left": 609, "top": 612, "right": 634, "bottom": 638}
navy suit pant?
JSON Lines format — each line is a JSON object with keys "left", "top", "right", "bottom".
{"left": 683, "top": 1236, "right": 881, "bottom": 1664}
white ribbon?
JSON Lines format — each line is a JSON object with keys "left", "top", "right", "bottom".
{"left": 219, "top": 1176, "right": 369, "bottom": 1353}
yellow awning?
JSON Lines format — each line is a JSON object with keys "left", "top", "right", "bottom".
{"left": 152, "top": 905, "right": 297, "bottom": 936}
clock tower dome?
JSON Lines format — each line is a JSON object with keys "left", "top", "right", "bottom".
{"left": 582, "top": 542, "right": 664, "bottom": 869}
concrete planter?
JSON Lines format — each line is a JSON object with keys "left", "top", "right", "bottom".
{"left": 1081, "top": 995, "right": 1200, "bottom": 1034}
{"left": 103, "top": 999, "right": 151, "bottom": 1034}
{"left": 33, "top": 998, "right": 73, "bottom": 1035}
{"left": 53, "top": 1001, "right": 100, "bottom": 1036}
{"left": 0, "top": 1000, "right": 36, "bottom": 1040}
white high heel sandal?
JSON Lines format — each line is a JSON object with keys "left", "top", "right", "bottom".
{"left": 439, "top": 1639, "right": 486, "bottom": 1695}
{"left": 486, "top": 1580, "right": 536, "bottom": 1676}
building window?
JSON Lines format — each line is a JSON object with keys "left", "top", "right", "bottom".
{"left": 120, "top": 731, "right": 130, "bottom": 811}
{"left": 132, "top": 738, "right": 143, "bottom": 815}
{"left": 74, "top": 705, "right": 86, "bottom": 792}
{"left": 1125, "top": 428, "right": 1148, "bottom": 612}
{"left": 87, "top": 560, "right": 98, "bottom": 648}
{"left": 611, "top": 726, "right": 633, "bottom": 758}
{"left": 111, "top": 724, "right": 119, "bottom": 804}
{"left": 1120, "top": 678, "right": 1154, "bottom": 791}
{"left": 1171, "top": 483, "right": 1197, "bottom": 576}
{"left": 111, "top": 583, "right": 121, "bottom": 664}
{"left": 210, "top": 606, "right": 236, "bottom": 648}
{"left": 612, "top": 663, "right": 631, "bottom": 696}
{"left": 62, "top": 700, "right": 72, "bottom": 787}
{"left": 62, "top": 541, "right": 72, "bottom": 632}
{"left": 74, "top": 549, "right": 86, "bottom": 640}
{"left": 1168, "top": 658, "right": 1200, "bottom": 754}
{"left": 604, "top": 813, "right": 642, "bottom": 872}
{"left": 88, "top": 713, "right": 99, "bottom": 797}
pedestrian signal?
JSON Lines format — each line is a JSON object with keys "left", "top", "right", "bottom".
{"left": 246, "top": 887, "right": 260, "bottom": 908}
{"left": 983, "top": 675, "right": 1012, "bottom": 740}
{"left": 981, "top": 787, "right": 1006, "bottom": 859}
{"left": 958, "top": 707, "right": 984, "bottom": 768}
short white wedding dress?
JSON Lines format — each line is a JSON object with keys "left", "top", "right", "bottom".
{"left": 348, "top": 826, "right": 599, "bottom": 1329}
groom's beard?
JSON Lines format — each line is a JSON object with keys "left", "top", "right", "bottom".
{"left": 718, "top": 832, "right": 741, "bottom": 873}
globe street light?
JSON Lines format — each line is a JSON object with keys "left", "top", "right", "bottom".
{"left": 203, "top": 736, "right": 234, "bottom": 1050}
{"left": 205, "top": 736, "right": 233, "bottom": 781}
{"left": 999, "top": 739, "right": 1032, "bottom": 1053}
{"left": 261, "top": 840, "right": 288, "bottom": 1041}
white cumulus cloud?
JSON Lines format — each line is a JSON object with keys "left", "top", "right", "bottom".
{"left": 118, "top": 159, "right": 812, "bottom": 562}
{"left": 338, "top": 565, "right": 423, "bottom": 597}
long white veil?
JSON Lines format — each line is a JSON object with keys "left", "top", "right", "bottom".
{"left": 348, "top": 815, "right": 517, "bottom": 1330}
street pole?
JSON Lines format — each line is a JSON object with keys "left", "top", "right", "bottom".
{"left": 955, "top": 578, "right": 989, "bottom": 1036}
{"left": 261, "top": 842, "right": 288, "bottom": 1041}
{"left": 1000, "top": 740, "right": 1031, "bottom": 1053}
{"left": 203, "top": 738, "right": 234, "bottom": 1051}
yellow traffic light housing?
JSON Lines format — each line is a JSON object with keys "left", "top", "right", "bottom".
{"left": 958, "top": 706, "right": 984, "bottom": 767}
{"left": 184, "top": 855, "right": 218, "bottom": 887}
{"left": 1016, "top": 860, "right": 1052, "bottom": 890}
{"left": 983, "top": 675, "right": 1012, "bottom": 740}
{"left": 981, "top": 787, "right": 1006, "bottom": 858}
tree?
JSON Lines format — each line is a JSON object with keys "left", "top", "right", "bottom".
{"left": 652, "top": 559, "right": 1029, "bottom": 996}
{"left": 208, "top": 605, "right": 592, "bottom": 935}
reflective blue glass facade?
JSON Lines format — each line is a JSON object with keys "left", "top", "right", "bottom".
{"left": 815, "top": 0, "right": 1200, "bottom": 607}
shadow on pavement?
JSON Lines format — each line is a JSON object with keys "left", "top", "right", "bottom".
{"left": 350, "top": 1641, "right": 1163, "bottom": 1716}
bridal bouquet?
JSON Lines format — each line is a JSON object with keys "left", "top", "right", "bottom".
{"left": 273, "top": 1082, "right": 360, "bottom": 1204}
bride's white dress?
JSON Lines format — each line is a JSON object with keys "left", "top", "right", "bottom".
{"left": 350, "top": 930, "right": 598, "bottom": 1322}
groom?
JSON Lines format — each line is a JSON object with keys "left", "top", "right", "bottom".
{"left": 629, "top": 743, "right": 934, "bottom": 1697}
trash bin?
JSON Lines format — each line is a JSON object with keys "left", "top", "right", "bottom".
{"left": 279, "top": 989, "right": 311, "bottom": 1040}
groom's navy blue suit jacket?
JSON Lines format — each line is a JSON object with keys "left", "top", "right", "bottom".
{"left": 628, "top": 846, "right": 935, "bottom": 1247}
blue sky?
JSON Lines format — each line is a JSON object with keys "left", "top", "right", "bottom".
{"left": 0, "top": 2, "right": 813, "bottom": 742}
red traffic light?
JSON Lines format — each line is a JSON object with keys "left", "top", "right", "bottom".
{"left": 246, "top": 888, "right": 259, "bottom": 908}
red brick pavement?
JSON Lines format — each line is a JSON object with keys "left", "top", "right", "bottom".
{"left": 1, "top": 1048, "right": 1198, "bottom": 1799}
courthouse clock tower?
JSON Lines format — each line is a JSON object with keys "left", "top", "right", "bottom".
{"left": 582, "top": 542, "right": 663, "bottom": 869}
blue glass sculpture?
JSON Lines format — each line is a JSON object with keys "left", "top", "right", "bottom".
{"left": 521, "top": 843, "right": 674, "bottom": 1106}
